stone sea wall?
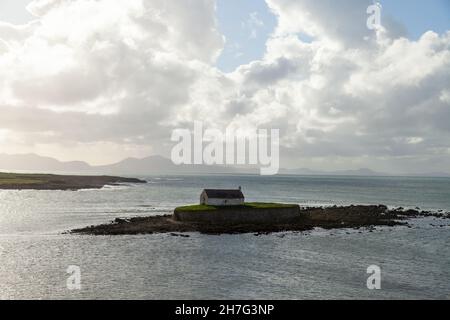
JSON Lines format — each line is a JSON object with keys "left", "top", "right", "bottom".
{"left": 173, "top": 206, "right": 301, "bottom": 225}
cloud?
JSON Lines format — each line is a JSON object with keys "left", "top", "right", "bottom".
{"left": 0, "top": 0, "right": 224, "bottom": 162}
{"left": 0, "top": 0, "right": 449, "bottom": 172}
{"left": 223, "top": 0, "right": 450, "bottom": 170}
{"left": 26, "top": 0, "right": 64, "bottom": 17}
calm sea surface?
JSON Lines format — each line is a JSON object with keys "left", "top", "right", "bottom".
{"left": 0, "top": 175, "right": 449, "bottom": 299}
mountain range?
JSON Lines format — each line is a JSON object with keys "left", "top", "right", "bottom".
{"left": 0, "top": 153, "right": 449, "bottom": 177}
{"left": 0, "top": 153, "right": 235, "bottom": 175}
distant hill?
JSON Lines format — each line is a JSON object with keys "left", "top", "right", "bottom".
{"left": 0, "top": 153, "right": 91, "bottom": 173}
{"left": 0, "top": 153, "right": 235, "bottom": 175}
{"left": 1, "top": 153, "right": 449, "bottom": 177}
{"left": 280, "top": 167, "right": 450, "bottom": 177}
{"left": 279, "top": 167, "right": 385, "bottom": 176}
{"left": 94, "top": 155, "right": 235, "bottom": 175}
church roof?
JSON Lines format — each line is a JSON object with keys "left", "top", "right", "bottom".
{"left": 202, "top": 189, "right": 244, "bottom": 199}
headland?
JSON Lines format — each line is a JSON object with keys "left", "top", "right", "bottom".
{"left": 0, "top": 172, "right": 146, "bottom": 191}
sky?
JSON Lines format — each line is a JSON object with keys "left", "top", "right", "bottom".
{"left": 0, "top": 0, "right": 449, "bottom": 173}
{"left": 4, "top": 0, "right": 448, "bottom": 71}
{"left": 216, "top": 0, "right": 450, "bottom": 71}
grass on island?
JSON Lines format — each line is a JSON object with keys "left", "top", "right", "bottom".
{"left": 0, "top": 173, "right": 46, "bottom": 185}
{"left": 0, "top": 172, "right": 146, "bottom": 190}
{"left": 175, "top": 202, "right": 298, "bottom": 212}
{"left": 175, "top": 204, "right": 218, "bottom": 212}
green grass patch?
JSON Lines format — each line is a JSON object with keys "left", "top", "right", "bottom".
{"left": 0, "top": 173, "right": 46, "bottom": 185}
{"left": 0, "top": 178, "right": 44, "bottom": 185}
{"left": 174, "top": 204, "right": 218, "bottom": 212}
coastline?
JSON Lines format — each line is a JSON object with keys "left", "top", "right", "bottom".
{"left": 0, "top": 172, "right": 147, "bottom": 191}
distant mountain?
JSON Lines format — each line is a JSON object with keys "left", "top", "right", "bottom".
{"left": 1, "top": 153, "right": 449, "bottom": 177}
{"left": 94, "top": 155, "right": 236, "bottom": 175}
{"left": 0, "top": 153, "right": 91, "bottom": 173}
{"left": 93, "top": 155, "right": 176, "bottom": 174}
{"left": 280, "top": 167, "right": 385, "bottom": 176}
{"left": 0, "top": 153, "right": 235, "bottom": 175}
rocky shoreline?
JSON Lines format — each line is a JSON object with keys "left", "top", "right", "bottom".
{"left": 0, "top": 172, "right": 147, "bottom": 191}
{"left": 71, "top": 205, "right": 449, "bottom": 236}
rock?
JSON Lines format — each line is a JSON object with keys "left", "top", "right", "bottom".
{"left": 170, "top": 233, "right": 190, "bottom": 238}
{"left": 71, "top": 204, "right": 441, "bottom": 236}
{"left": 404, "top": 209, "right": 420, "bottom": 216}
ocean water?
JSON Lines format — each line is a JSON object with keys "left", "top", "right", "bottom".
{"left": 0, "top": 174, "right": 449, "bottom": 299}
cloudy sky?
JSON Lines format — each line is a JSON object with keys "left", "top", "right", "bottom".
{"left": 0, "top": 0, "right": 449, "bottom": 173}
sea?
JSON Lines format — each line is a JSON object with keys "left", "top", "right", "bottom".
{"left": 0, "top": 174, "right": 449, "bottom": 299}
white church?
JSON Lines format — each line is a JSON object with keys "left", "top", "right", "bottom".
{"left": 200, "top": 188, "right": 245, "bottom": 206}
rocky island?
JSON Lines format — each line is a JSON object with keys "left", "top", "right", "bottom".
{"left": 71, "top": 203, "right": 449, "bottom": 236}
{"left": 0, "top": 172, "right": 146, "bottom": 190}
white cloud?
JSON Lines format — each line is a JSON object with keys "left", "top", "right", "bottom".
{"left": 0, "top": 0, "right": 449, "bottom": 172}
{"left": 221, "top": 0, "right": 450, "bottom": 171}
{"left": 0, "top": 0, "right": 224, "bottom": 163}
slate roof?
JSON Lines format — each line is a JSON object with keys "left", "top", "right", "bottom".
{"left": 202, "top": 189, "right": 244, "bottom": 199}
